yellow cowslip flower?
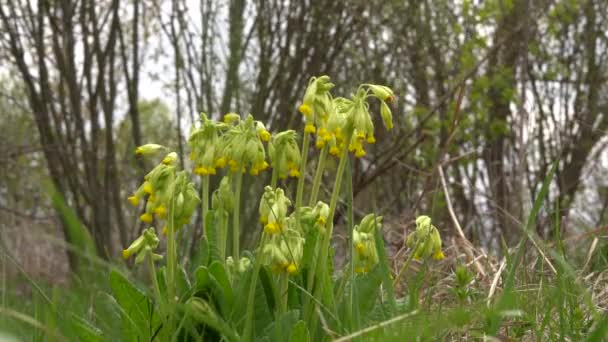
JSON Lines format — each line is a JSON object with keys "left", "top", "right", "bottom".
{"left": 135, "top": 144, "right": 164, "bottom": 156}
{"left": 224, "top": 113, "right": 241, "bottom": 124}
{"left": 154, "top": 205, "right": 167, "bottom": 219}
{"left": 128, "top": 196, "right": 140, "bottom": 206}
{"left": 286, "top": 263, "right": 297, "bottom": 275}
{"left": 259, "top": 130, "right": 271, "bottom": 142}
{"left": 214, "top": 157, "right": 227, "bottom": 169}
{"left": 329, "top": 145, "right": 340, "bottom": 156}
{"left": 406, "top": 215, "right": 444, "bottom": 261}
{"left": 289, "top": 168, "right": 300, "bottom": 178}
{"left": 355, "top": 242, "right": 366, "bottom": 256}
{"left": 143, "top": 182, "right": 153, "bottom": 194}
{"left": 264, "top": 222, "right": 281, "bottom": 234}
{"left": 354, "top": 148, "right": 366, "bottom": 158}
{"left": 367, "top": 84, "right": 395, "bottom": 103}
{"left": 228, "top": 159, "right": 239, "bottom": 172}
{"left": 162, "top": 152, "right": 178, "bottom": 165}
{"left": 256, "top": 121, "right": 272, "bottom": 142}
{"left": 304, "top": 123, "right": 316, "bottom": 134}
{"left": 140, "top": 212, "right": 153, "bottom": 223}
{"left": 299, "top": 104, "right": 313, "bottom": 117}
{"left": 315, "top": 139, "right": 325, "bottom": 149}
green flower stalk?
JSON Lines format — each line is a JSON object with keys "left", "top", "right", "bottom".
{"left": 212, "top": 176, "right": 234, "bottom": 259}
{"left": 220, "top": 114, "right": 270, "bottom": 259}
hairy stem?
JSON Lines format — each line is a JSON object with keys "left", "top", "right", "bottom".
{"left": 309, "top": 145, "right": 328, "bottom": 205}
{"left": 232, "top": 171, "right": 243, "bottom": 260}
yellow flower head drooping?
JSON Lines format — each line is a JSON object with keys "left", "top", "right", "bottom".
{"left": 135, "top": 144, "right": 165, "bottom": 156}
{"left": 122, "top": 228, "right": 162, "bottom": 264}
{"left": 261, "top": 227, "right": 304, "bottom": 276}
{"left": 406, "top": 215, "right": 444, "bottom": 261}
{"left": 268, "top": 130, "right": 301, "bottom": 180}
{"left": 259, "top": 186, "right": 292, "bottom": 235}
{"left": 220, "top": 114, "right": 268, "bottom": 175}
{"left": 188, "top": 113, "right": 227, "bottom": 177}
{"left": 162, "top": 152, "right": 178, "bottom": 165}
{"left": 352, "top": 214, "right": 383, "bottom": 273}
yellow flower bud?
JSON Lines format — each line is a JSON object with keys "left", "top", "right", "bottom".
{"left": 122, "top": 249, "right": 131, "bottom": 259}
{"left": 143, "top": 182, "right": 153, "bottom": 194}
{"left": 289, "top": 168, "right": 300, "bottom": 178}
{"left": 194, "top": 166, "right": 209, "bottom": 176}
{"left": 140, "top": 213, "right": 153, "bottom": 223}
{"left": 286, "top": 263, "right": 297, "bottom": 275}
{"left": 304, "top": 124, "right": 316, "bottom": 134}
{"left": 128, "top": 195, "right": 140, "bottom": 206}
{"left": 224, "top": 113, "right": 240, "bottom": 124}
{"left": 135, "top": 143, "right": 164, "bottom": 156}
{"left": 354, "top": 148, "right": 366, "bottom": 158}
{"left": 264, "top": 222, "right": 280, "bottom": 234}
{"left": 299, "top": 104, "right": 312, "bottom": 117}
{"left": 154, "top": 205, "right": 167, "bottom": 219}
{"left": 162, "top": 152, "right": 178, "bottom": 165}
{"left": 228, "top": 159, "right": 239, "bottom": 172}
{"left": 315, "top": 140, "right": 325, "bottom": 149}
{"left": 214, "top": 157, "right": 227, "bottom": 168}
{"left": 380, "top": 101, "right": 394, "bottom": 130}
{"left": 368, "top": 84, "right": 395, "bottom": 103}
{"left": 260, "top": 130, "right": 271, "bottom": 142}
{"left": 329, "top": 146, "right": 340, "bottom": 156}
{"left": 367, "top": 135, "right": 376, "bottom": 144}
{"left": 355, "top": 242, "right": 366, "bottom": 256}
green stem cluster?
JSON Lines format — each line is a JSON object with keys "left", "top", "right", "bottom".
{"left": 201, "top": 175, "right": 209, "bottom": 236}
{"left": 309, "top": 145, "right": 327, "bottom": 205}
{"left": 295, "top": 132, "right": 311, "bottom": 230}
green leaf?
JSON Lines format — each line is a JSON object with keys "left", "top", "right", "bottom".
{"left": 373, "top": 222, "right": 397, "bottom": 314}
{"left": 205, "top": 210, "right": 222, "bottom": 262}
{"left": 109, "top": 269, "right": 154, "bottom": 340}
{"left": 209, "top": 261, "right": 234, "bottom": 317}
{"left": 187, "top": 297, "right": 240, "bottom": 342}
{"left": 290, "top": 321, "right": 310, "bottom": 342}
{"left": 194, "top": 266, "right": 211, "bottom": 289}
{"left": 69, "top": 313, "right": 103, "bottom": 342}
{"left": 177, "top": 265, "right": 191, "bottom": 298}
{"left": 262, "top": 310, "right": 300, "bottom": 342}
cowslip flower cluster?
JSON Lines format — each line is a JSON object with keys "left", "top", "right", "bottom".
{"left": 352, "top": 214, "right": 383, "bottom": 273}
{"left": 298, "top": 201, "right": 330, "bottom": 234}
{"left": 259, "top": 186, "right": 291, "bottom": 234}
{"left": 124, "top": 146, "right": 200, "bottom": 261}
{"left": 268, "top": 130, "right": 301, "bottom": 179}
{"left": 258, "top": 187, "right": 305, "bottom": 275}
{"left": 188, "top": 113, "right": 228, "bottom": 176}
{"left": 299, "top": 81, "right": 395, "bottom": 159}
{"left": 122, "top": 228, "right": 162, "bottom": 264}
{"left": 406, "top": 215, "right": 445, "bottom": 260}
{"left": 221, "top": 114, "right": 270, "bottom": 175}
{"left": 128, "top": 151, "right": 179, "bottom": 224}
